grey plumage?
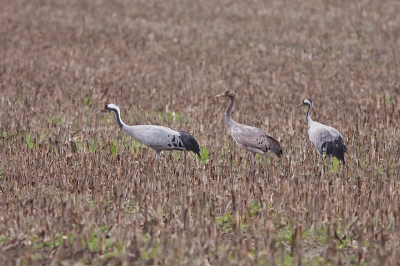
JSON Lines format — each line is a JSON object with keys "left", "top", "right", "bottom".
{"left": 228, "top": 125, "right": 282, "bottom": 157}
{"left": 97, "top": 103, "right": 200, "bottom": 164}
{"left": 297, "top": 98, "right": 347, "bottom": 166}
{"left": 215, "top": 90, "right": 282, "bottom": 171}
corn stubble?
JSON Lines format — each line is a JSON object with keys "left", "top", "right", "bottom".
{"left": 1, "top": 0, "right": 400, "bottom": 264}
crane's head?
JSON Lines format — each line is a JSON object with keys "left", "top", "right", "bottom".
{"left": 296, "top": 98, "right": 313, "bottom": 108}
{"left": 215, "top": 89, "right": 236, "bottom": 98}
{"left": 96, "top": 103, "right": 120, "bottom": 114}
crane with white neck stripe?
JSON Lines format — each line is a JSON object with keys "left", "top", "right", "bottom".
{"left": 297, "top": 98, "right": 347, "bottom": 172}
{"left": 97, "top": 103, "right": 200, "bottom": 169}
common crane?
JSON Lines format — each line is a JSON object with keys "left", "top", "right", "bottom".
{"left": 297, "top": 98, "right": 347, "bottom": 172}
{"left": 215, "top": 90, "right": 282, "bottom": 172}
{"left": 97, "top": 103, "right": 200, "bottom": 168}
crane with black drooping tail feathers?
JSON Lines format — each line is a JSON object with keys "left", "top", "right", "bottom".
{"left": 297, "top": 98, "right": 347, "bottom": 172}
{"left": 97, "top": 103, "right": 200, "bottom": 168}
{"left": 215, "top": 90, "right": 282, "bottom": 172}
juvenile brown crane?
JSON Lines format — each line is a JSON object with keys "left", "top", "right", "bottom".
{"left": 215, "top": 90, "right": 282, "bottom": 172}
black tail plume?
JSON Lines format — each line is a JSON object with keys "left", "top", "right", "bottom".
{"left": 267, "top": 136, "right": 282, "bottom": 158}
{"left": 326, "top": 136, "right": 347, "bottom": 164}
{"left": 178, "top": 131, "right": 201, "bottom": 158}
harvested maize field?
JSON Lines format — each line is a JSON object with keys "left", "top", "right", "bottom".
{"left": 1, "top": 0, "right": 400, "bottom": 264}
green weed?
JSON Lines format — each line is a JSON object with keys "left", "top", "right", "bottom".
{"left": 111, "top": 139, "right": 118, "bottom": 155}
{"left": 201, "top": 146, "right": 209, "bottom": 164}
{"left": 26, "top": 133, "right": 34, "bottom": 149}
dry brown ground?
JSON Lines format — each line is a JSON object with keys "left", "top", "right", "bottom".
{"left": 1, "top": 0, "right": 400, "bottom": 264}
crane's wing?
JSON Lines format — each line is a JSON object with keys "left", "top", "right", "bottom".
{"left": 177, "top": 131, "right": 201, "bottom": 157}
{"left": 308, "top": 124, "right": 347, "bottom": 163}
{"left": 308, "top": 124, "right": 342, "bottom": 154}
{"left": 125, "top": 126, "right": 182, "bottom": 150}
{"left": 230, "top": 125, "right": 282, "bottom": 157}
{"left": 124, "top": 125, "right": 200, "bottom": 156}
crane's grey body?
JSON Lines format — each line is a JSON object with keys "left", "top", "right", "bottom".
{"left": 122, "top": 125, "right": 198, "bottom": 159}
{"left": 298, "top": 98, "right": 347, "bottom": 168}
{"left": 308, "top": 121, "right": 344, "bottom": 155}
{"left": 216, "top": 90, "right": 282, "bottom": 172}
{"left": 98, "top": 103, "right": 200, "bottom": 165}
{"left": 226, "top": 119, "right": 282, "bottom": 156}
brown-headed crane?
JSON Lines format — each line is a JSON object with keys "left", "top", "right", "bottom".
{"left": 215, "top": 90, "right": 282, "bottom": 172}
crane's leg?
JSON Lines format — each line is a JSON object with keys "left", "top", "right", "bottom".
{"left": 184, "top": 151, "right": 187, "bottom": 176}
{"left": 252, "top": 153, "right": 256, "bottom": 178}
{"left": 184, "top": 151, "right": 187, "bottom": 168}
{"left": 155, "top": 151, "right": 160, "bottom": 171}
{"left": 322, "top": 152, "right": 331, "bottom": 174}
{"left": 327, "top": 155, "right": 331, "bottom": 172}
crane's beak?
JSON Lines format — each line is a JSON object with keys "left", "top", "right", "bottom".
{"left": 296, "top": 103, "right": 304, "bottom": 108}
{"left": 215, "top": 93, "right": 224, "bottom": 98}
{"left": 96, "top": 109, "right": 108, "bottom": 115}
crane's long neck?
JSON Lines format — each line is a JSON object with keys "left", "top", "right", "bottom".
{"left": 225, "top": 95, "right": 236, "bottom": 129}
{"left": 112, "top": 108, "right": 127, "bottom": 129}
{"left": 306, "top": 104, "right": 314, "bottom": 125}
